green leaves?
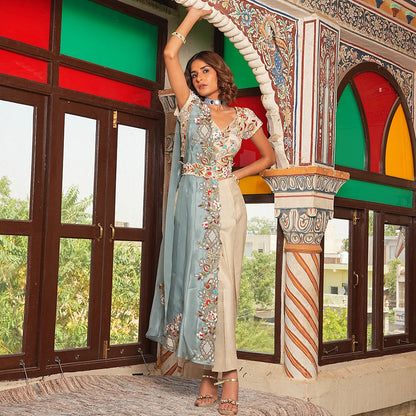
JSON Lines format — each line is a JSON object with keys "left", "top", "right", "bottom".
{"left": 237, "top": 250, "right": 276, "bottom": 353}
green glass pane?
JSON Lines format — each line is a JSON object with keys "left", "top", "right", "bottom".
{"left": 61, "top": 0, "right": 158, "bottom": 80}
{"left": 224, "top": 37, "right": 258, "bottom": 89}
{"left": 335, "top": 84, "right": 366, "bottom": 169}
{"left": 337, "top": 179, "right": 413, "bottom": 208}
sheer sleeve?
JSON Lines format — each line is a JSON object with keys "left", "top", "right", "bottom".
{"left": 241, "top": 108, "right": 263, "bottom": 140}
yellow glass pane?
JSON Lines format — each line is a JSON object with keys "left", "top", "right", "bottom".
{"left": 385, "top": 104, "right": 414, "bottom": 180}
{"left": 239, "top": 175, "right": 272, "bottom": 195}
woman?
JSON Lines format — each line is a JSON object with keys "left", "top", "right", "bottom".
{"left": 146, "top": 6, "right": 275, "bottom": 416}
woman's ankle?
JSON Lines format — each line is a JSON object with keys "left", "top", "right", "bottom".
{"left": 221, "top": 369, "right": 238, "bottom": 380}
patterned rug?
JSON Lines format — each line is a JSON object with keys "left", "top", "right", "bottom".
{"left": 0, "top": 375, "right": 332, "bottom": 415}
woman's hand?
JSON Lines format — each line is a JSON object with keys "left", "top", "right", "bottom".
{"left": 186, "top": 6, "right": 212, "bottom": 20}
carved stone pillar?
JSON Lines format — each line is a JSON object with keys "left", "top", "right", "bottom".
{"left": 263, "top": 166, "right": 349, "bottom": 379}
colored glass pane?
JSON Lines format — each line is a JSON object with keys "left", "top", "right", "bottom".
{"left": 353, "top": 72, "right": 397, "bottom": 173}
{"left": 0, "top": 49, "right": 48, "bottom": 83}
{"left": 385, "top": 104, "right": 414, "bottom": 180}
{"left": 0, "top": 0, "right": 51, "bottom": 49}
{"left": 61, "top": 0, "right": 158, "bottom": 80}
{"left": 335, "top": 84, "right": 366, "bottom": 169}
{"left": 336, "top": 179, "right": 413, "bottom": 208}
{"left": 239, "top": 176, "right": 271, "bottom": 195}
{"left": 59, "top": 67, "right": 151, "bottom": 107}
{"left": 224, "top": 36, "right": 258, "bottom": 89}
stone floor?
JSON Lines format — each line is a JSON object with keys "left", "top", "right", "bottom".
{"left": 355, "top": 400, "right": 416, "bottom": 416}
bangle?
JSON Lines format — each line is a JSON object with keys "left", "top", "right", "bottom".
{"left": 232, "top": 174, "right": 239, "bottom": 184}
{"left": 172, "top": 31, "right": 186, "bottom": 44}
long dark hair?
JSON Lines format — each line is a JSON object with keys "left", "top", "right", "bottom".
{"left": 185, "top": 51, "right": 238, "bottom": 104}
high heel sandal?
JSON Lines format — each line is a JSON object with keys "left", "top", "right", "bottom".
{"left": 214, "top": 378, "right": 239, "bottom": 416}
{"left": 195, "top": 374, "right": 218, "bottom": 408}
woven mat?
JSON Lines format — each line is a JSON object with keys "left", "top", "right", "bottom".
{"left": 0, "top": 375, "right": 332, "bottom": 415}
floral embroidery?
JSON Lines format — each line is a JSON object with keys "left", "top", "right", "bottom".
{"left": 165, "top": 313, "right": 182, "bottom": 351}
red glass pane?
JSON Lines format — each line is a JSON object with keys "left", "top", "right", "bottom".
{"left": 0, "top": 0, "right": 51, "bottom": 49}
{"left": 0, "top": 49, "right": 48, "bottom": 83}
{"left": 232, "top": 95, "right": 268, "bottom": 167}
{"left": 59, "top": 67, "right": 152, "bottom": 107}
{"left": 353, "top": 72, "right": 397, "bottom": 173}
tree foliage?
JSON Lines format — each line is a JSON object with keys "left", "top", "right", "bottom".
{"left": 247, "top": 217, "right": 276, "bottom": 235}
{"left": 110, "top": 241, "right": 141, "bottom": 345}
{"left": 0, "top": 181, "right": 141, "bottom": 354}
{"left": 0, "top": 177, "right": 29, "bottom": 354}
{"left": 236, "top": 250, "right": 276, "bottom": 353}
{"left": 384, "top": 257, "right": 401, "bottom": 308}
{"left": 322, "top": 306, "right": 348, "bottom": 342}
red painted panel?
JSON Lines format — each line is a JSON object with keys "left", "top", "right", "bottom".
{"left": 59, "top": 67, "right": 152, "bottom": 107}
{"left": 232, "top": 95, "right": 268, "bottom": 167}
{"left": 0, "top": 0, "right": 51, "bottom": 49}
{"left": 0, "top": 49, "right": 48, "bottom": 83}
{"left": 353, "top": 72, "right": 397, "bottom": 173}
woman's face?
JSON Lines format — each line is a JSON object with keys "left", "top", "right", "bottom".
{"left": 190, "top": 59, "right": 219, "bottom": 99}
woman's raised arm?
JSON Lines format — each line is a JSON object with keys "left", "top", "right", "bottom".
{"left": 164, "top": 7, "right": 211, "bottom": 109}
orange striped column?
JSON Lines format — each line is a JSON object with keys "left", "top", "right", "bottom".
{"left": 263, "top": 167, "right": 349, "bottom": 379}
{"left": 284, "top": 242, "right": 321, "bottom": 379}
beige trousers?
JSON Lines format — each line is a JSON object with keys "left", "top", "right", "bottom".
{"left": 211, "top": 177, "right": 247, "bottom": 373}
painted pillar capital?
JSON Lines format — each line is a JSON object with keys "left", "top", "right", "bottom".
{"left": 263, "top": 166, "right": 349, "bottom": 242}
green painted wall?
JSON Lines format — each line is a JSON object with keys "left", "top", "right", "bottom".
{"left": 61, "top": 0, "right": 158, "bottom": 80}
{"left": 335, "top": 84, "right": 366, "bottom": 169}
{"left": 223, "top": 36, "right": 258, "bottom": 89}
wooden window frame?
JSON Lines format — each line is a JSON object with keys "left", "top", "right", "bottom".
{"left": 0, "top": 0, "right": 166, "bottom": 380}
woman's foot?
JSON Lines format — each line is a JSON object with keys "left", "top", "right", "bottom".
{"left": 218, "top": 369, "right": 239, "bottom": 415}
{"left": 194, "top": 371, "right": 219, "bottom": 407}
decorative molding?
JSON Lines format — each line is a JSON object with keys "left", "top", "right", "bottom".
{"left": 158, "top": 89, "right": 176, "bottom": 160}
{"left": 298, "top": 0, "right": 416, "bottom": 58}
{"left": 262, "top": 166, "right": 349, "bottom": 244}
{"left": 277, "top": 207, "right": 333, "bottom": 245}
{"left": 338, "top": 41, "right": 414, "bottom": 118}
{"left": 316, "top": 22, "right": 339, "bottom": 166}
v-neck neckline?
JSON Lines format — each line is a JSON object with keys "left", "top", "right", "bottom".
{"left": 210, "top": 107, "right": 239, "bottom": 133}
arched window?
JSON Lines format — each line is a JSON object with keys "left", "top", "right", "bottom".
{"left": 320, "top": 63, "right": 416, "bottom": 365}
{"left": 335, "top": 63, "right": 415, "bottom": 206}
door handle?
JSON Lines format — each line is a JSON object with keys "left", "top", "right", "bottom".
{"left": 353, "top": 271, "right": 359, "bottom": 288}
{"left": 96, "top": 223, "right": 103, "bottom": 241}
{"left": 110, "top": 224, "right": 115, "bottom": 241}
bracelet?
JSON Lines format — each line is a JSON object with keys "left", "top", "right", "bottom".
{"left": 172, "top": 31, "right": 186, "bottom": 44}
{"left": 232, "top": 174, "right": 239, "bottom": 184}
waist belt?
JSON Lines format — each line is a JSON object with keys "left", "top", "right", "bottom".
{"left": 181, "top": 162, "right": 232, "bottom": 180}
